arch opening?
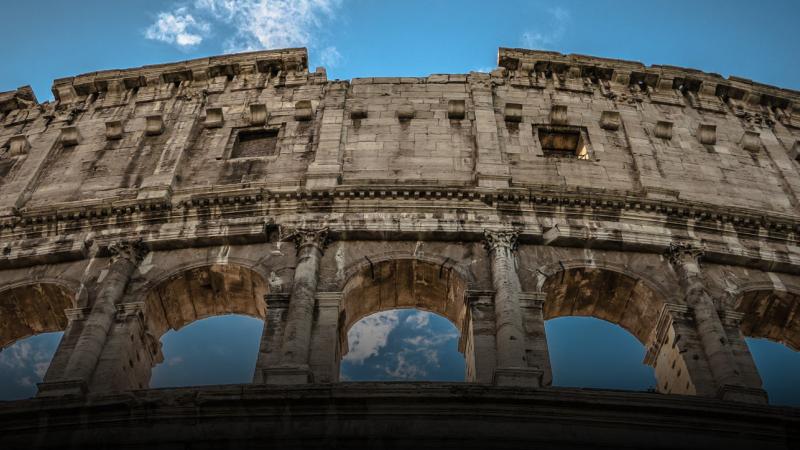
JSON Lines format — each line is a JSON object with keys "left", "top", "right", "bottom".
{"left": 340, "top": 308, "right": 465, "bottom": 381}
{"left": 142, "top": 264, "right": 268, "bottom": 388}
{"left": 545, "top": 316, "right": 656, "bottom": 391}
{"left": 542, "top": 267, "right": 664, "bottom": 392}
{"left": 0, "top": 283, "right": 74, "bottom": 400}
{"left": 736, "top": 290, "right": 800, "bottom": 406}
{"left": 339, "top": 258, "right": 471, "bottom": 381}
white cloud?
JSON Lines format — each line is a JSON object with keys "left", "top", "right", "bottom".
{"left": 319, "top": 46, "right": 342, "bottom": 68}
{"left": 145, "top": 7, "right": 210, "bottom": 48}
{"left": 343, "top": 311, "right": 400, "bottom": 364}
{"left": 17, "top": 376, "right": 34, "bottom": 387}
{"left": 405, "top": 311, "right": 429, "bottom": 329}
{"left": 521, "top": 7, "right": 571, "bottom": 50}
{"left": 403, "top": 332, "right": 458, "bottom": 348}
{"left": 0, "top": 341, "right": 32, "bottom": 369}
{"left": 385, "top": 351, "right": 427, "bottom": 380}
{"left": 147, "top": 0, "right": 343, "bottom": 66}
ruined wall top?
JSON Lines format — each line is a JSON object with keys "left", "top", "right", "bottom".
{"left": 49, "top": 47, "right": 311, "bottom": 103}
{"left": 498, "top": 47, "right": 800, "bottom": 111}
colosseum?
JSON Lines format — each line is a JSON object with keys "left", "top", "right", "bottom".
{"left": 0, "top": 46, "right": 798, "bottom": 448}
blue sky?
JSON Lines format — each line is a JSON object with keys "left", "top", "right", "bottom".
{"left": 1, "top": 0, "right": 799, "bottom": 405}
{"left": 1, "top": 1, "right": 799, "bottom": 100}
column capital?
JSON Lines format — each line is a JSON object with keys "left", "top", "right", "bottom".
{"left": 108, "top": 239, "right": 148, "bottom": 265}
{"left": 280, "top": 226, "right": 330, "bottom": 254}
{"left": 483, "top": 229, "right": 519, "bottom": 253}
{"left": 666, "top": 241, "right": 704, "bottom": 267}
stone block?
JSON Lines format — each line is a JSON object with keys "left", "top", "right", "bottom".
{"left": 504, "top": 103, "right": 523, "bottom": 122}
{"left": 7, "top": 134, "right": 29, "bottom": 156}
{"left": 741, "top": 131, "right": 761, "bottom": 152}
{"left": 294, "top": 100, "right": 314, "bottom": 121}
{"left": 61, "top": 126, "right": 79, "bottom": 146}
{"left": 145, "top": 114, "right": 164, "bottom": 136}
{"left": 447, "top": 99, "right": 466, "bottom": 120}
{"left": 654, "top": 120, "right": 673, "bottom": 140}
{"left": 396, "top": 104, "right": 415, "bottom": 120}
{"left": 105, "top": 120, "right": 124, "bottom": 140}
{"left": 204, "top": 107, "right": 224, "bottom": 128}
{"left": 249, "top": 103, "right": 267, "bottom": 125}
{"left": 550, "top": 104, "right": 568, "bottom": 125}
{"left": 599, "top": 110, "right": 621, "bottom": 130}
{"left": 698, "top": 123, "right": 717, "bottom": 145}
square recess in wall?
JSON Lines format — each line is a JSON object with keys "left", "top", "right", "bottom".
{"left": 536, "top": 125, "right": 591, "bottom": 160}
{"left": 230, "top": 128, "right": 279, "bottom": 159}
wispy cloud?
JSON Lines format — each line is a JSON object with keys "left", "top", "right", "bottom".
{"left": 343, "top": 311, "right": 400, "bottom": 364}
{"left": 145, "top": 0, "right": 344, "bottom": 66}
{"left": 145, "top": 7, "right": 210, "bottom": 48}
{"left": 405, "top": 311, "right": 429, "bottom": 329}
{"left": 385, "top": 351, "right": 427, "bottom": 379}
{"left": 521, "top": 7, "right": 571, "bottom": 50}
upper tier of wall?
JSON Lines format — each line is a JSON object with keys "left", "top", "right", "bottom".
{"left": 1, "top": 47, "right": 799, "bottom": 224}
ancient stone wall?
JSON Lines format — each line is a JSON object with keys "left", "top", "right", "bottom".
{"left": 1, "top": 46, "right": 799, "bottom": 447}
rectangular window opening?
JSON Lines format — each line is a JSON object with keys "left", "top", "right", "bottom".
{"left": 231, "top": 129, "right": 279, "bottom": 159}
{"left": 537, "top": 126, "right": 589, "bottom": 160}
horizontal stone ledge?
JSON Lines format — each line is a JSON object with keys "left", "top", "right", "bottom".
{"left": 2, "top": 223, "right": 800, "bottom": 277}
{"left": 0, "top": 383, "right": 795, "bottom": 450}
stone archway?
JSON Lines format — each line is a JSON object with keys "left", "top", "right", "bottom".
{"left": 0, "top": 283, "right": 75, "bottom": 349}
{"left": 734, "top": 289, "right": 800, "bottom": 351}
{"left": 136, "top": 264, "right": 270, "bottom": 388}
{"left": 541, "top": 266, "right": 671, "bottom": 393}
{"left": 731, "top": 288, "right": 800, "bottom": 404}
{"left": 338, "top": 258, "right": 471, "bottom": 380}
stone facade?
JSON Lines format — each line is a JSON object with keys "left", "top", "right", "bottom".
{"left": 1, "top": 47, "right": 799, "bottom": 448}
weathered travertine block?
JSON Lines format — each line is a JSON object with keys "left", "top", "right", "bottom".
{"left": 654, "top": 120, "right": 673, "bottom": 140}
{"left": 204, "top": 107, "right": 224, "bottom": 128}
{"left": 105, "top": 120, "right": 124, "bottom": 140}
{"left": 504, "top": 103, "right": 523, "bottom": 122}
{"left": 7, "top": 134, "right": 29, "bottom": 156}
{"left": 599, "top": 110, "right": 621, "bottom": 130}
{"left": 145, "top": 114, "right": 164, "bottom": 136}
{"left": 60, "top": 126, "right": 79, "bottom": 146}
{"left": 294, "top": 100, "right": 313, "bottom": 121}
{"left": 698, "top": 123, "right": 717, "bottom": 145}
{"left": 550, "top": 104, "right": 568, "bottom": 125}
{"left": 448, "top": 99, "right": 466, "bottom": 120}
{"left": 249, "top": 103, "right": 267, "bottom": 125}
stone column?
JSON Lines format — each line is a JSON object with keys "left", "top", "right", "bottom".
{"left": 37, "top": 240, "right": 147, "bottom": 396}
{"left": 484, "top": 229, "right": 542, "bottom": 386}
{"left": 263, "top": 227, "right": 328, "bottom": 384}
{"left": 719, "top": 309, "right": 766, "bottom": 396}
{"left": 667, "top": 243, "right": 767, "bottom": 403}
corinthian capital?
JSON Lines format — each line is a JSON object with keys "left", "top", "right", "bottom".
{"left": 108, "top": 239, "right": 148, "bottom": 265}
{"left": 483, "top": 229, "right": 519, "bottom": 253}
{"left": 666, "top": 241, "right": 704, "bottom": 267}
{"left": 280, "top": 226, "right": 330, "bottom": 253}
